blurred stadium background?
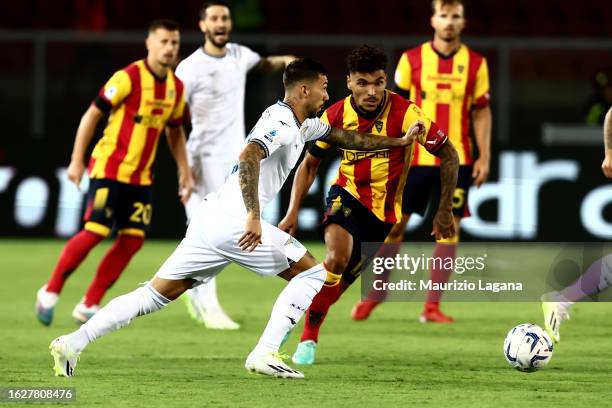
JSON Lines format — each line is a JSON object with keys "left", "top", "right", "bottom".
{"left": 2, "top": 0, "right": 612, "bottom": 243}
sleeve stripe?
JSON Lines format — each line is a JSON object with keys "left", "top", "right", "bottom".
{"left": 318, "top": 123, "right": 333, "bottom": 140}
{"left": 249, "top": 139, "right": 270, "bottom": 158}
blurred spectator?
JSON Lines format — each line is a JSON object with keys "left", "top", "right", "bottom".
{"left": 585, "top": 69, "right": 612, "bottom": 125}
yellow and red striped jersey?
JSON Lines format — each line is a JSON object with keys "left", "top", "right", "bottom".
{"left": 394, "top": 42, "right": 489, "bottom": 166}
{"left": 310, "top": 91, "right": 447, "bottom": 224}
{"left": 88, "top": 59, "right": 185, "bottom": 185}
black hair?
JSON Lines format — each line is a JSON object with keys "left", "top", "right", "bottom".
{"left": 283, "top": 58, "right": 327, "bottom": 88}
{"left": 346, "top": 45, "right": 387, "bottom": 74}
{"left": 148, "top": 19, "right": 180, "bottom": 33}
{"left": 199, "top": 1, "right": 231, "bottom": 20}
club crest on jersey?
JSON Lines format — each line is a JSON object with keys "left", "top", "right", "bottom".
{"left": 458, "top": 65, "right": 465, "bottom": 73}
{"left": 168, "top": 89, "right": 175, "bottom": 98}
{"left": 375, "top": 120, "right": 383, "bottom": 133}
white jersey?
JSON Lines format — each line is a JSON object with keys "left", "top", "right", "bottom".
{"left": 175, "top": 43, "right": 261, "bottom": 163}
{"left": 217, "top": 101, "right": 331, "bottom": 215}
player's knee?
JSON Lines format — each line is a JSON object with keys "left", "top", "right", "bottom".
{"left": 324, "top": 250, "right": 350, "bottom": 275}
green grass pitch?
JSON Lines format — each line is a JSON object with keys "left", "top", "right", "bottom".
{"left": 1, "top": 239, "right": 611, "bottom": 407}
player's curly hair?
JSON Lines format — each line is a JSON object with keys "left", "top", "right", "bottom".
{"left": 346, "top": 45, "right": 387, "bottom": 74}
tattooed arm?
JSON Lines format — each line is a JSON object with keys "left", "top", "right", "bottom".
{"left": 431, "top": 140, "right": 459, "bottom": 240}
{"left": 300, "top": 117, "right": 424, "bottom": 150}
{"left": 601, "top": 107, "right": 612, "bottom": 178}
{"left": 237, "top": 142, "right": 267, "bottom": 251}
{"left": 324, "top": 120, "right": 425, "bottom": 150}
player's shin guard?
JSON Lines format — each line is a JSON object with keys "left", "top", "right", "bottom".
{"left": 67, "top": 284, "right": 170, "bottom": 353}
{"left": 299, "top": 265, "right": 342, "bottom": 343}
{"left": 254, "top": 264, "right": 325, "bottom": 354}
{"left": 425, "top": 238, "right": 458, "bottom": 309}
{"left": 83, "top": 234, "right": 144, "bottom": 307}
{"left": 46, "top": 230, "right": 104, "bottom": 294}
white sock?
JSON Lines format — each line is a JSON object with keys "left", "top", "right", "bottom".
{"left": 192, "top": 277, "right": 222, "bottom": 312}
{"left": 38, "top": 285, "right": 59, "bottom": 308}
{"left": 254, "top": 263, "right": 325, "bottom": 354}
{"left": 67, "top": 284, "right": 170, "bottom": 353}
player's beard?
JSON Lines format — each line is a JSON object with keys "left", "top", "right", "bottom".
{"left": 206, "top": 30, "right": 229, "bottom": 49}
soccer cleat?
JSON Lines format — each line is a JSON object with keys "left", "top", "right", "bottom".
{"left": 542, "top": 300, "right": 571, "bottom": 343}
{"left": 72, "top": 302, "right": 99, "bottom": 325}
{"left": 49, "top": 336, "right": 79, "bottom": 377}
{"left": 419, "top": 307, "right": 454, "bottom": 323}
{"left": 292, "top": 340, "right": 317, "bottom": 365}
{"left": 245, "top": 350, "right": 304, "bottom": 379}
{"left": 351, "top": 300, "right": 381, "bottom": 321}
{"left": 182, "top": 291, "right": 240, "bottom": 330}
{"left": 202, "top": 310, "right": 240, "bottom": 330}
{"left": 36, "top": 286, "right": 58, "bottom": 326}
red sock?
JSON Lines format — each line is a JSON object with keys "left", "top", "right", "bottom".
{"left": 46, "top": 230, "right": 104, "bottom": 294}
{"left": 300, "top": 283, "right": 342, "bottom": 343}
{"left": 425, "top": 242, "right": 457, "bottom": 309}
{"left": 83, "top": 234, "right": 143, "bottom": 306}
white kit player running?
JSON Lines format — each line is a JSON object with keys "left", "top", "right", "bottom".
{"left": 49, "top": 59, "right": 425, "bottom": 379}
{"left": 175, "top": 0, "right": 295, "bottom": 330}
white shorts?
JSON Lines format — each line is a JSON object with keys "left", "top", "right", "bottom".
{"left": 156, "top": 194, "right": 308, "bottom": 285}
{"left": 184, "top": 156, "right": 234, "bottom": 221}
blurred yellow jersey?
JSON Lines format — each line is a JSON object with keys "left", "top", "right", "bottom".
{"left": 395, "top": 42, "right": 489, "bottom": 166}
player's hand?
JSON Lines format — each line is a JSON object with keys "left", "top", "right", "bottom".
{"left": 278, "top": 211, "right": 298, "bottom": 235}
{"left": 299, "top": 117, "right": 331, "bottom": 143}
{"left": 67, "top": 160, "right": 85, "bottom": 190}
{"left": 602, "top": 153, "right": 612, "bottom": 178}
{"left": 431, "top": 209, "right": 455, "bottom": 240}
{"left": 239, "top": 214, "right": 263, "bottom": 252}
{"left": 178, "top": 171, "right": 194, "bottom": 205}
{"left": 472, "top": 156, "right": 490, "bottom": 187}
{"left": 401, "top": 120, "right": 425, "bottom": 146}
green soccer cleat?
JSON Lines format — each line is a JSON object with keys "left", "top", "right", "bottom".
{"left": 292, "top": 340, "right": 317, "bottom": 365}
{"left": 49, "top": 336, "right": 80, "bottom": 377}
{"left": 542, "top": 297, "right": 571, "bottom": 343}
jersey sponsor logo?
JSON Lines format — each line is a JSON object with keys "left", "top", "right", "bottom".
{"left": 340, "top": 150, "right": 390, "bottom": 161}
{"left": 133, "top": 114, "right": 166, "bottom": 128}
{"left": 145, "top": 100, "right": 173, "bottom": 108}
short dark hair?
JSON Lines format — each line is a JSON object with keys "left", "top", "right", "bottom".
{"left": 431, "top": 0, "right": 465, "bottom": 14}
{"left": 346, "top": 45, "right": 387, "bottom": 74}
{"left": 200, "top": 1, "right": 231, "bottom": 20}
{"left": 283, "top": 59, "right": 327, "bottom": 88}
{"left": 148, "top": 19, "right": 180, "bottom": 33}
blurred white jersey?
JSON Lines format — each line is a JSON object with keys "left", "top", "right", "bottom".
{"left": 176, "top": 43, "right": 261, "bottom": 163}
{"left": 218, "top": 101, "right": 331, "bottom": 215}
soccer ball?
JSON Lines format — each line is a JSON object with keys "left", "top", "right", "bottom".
{"left": 503, "top": 323, "right": 553, "bottom": 371}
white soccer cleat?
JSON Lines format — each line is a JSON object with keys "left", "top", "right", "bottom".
{"left": 202, "top": 310, "right": 241, "bottom": 330}
{"left": 541, "top": 295, "right": 572, "bottom": 343}
{"left": 72, "top": 302, "right": 100, "bottom": 325}
{"left": 49, "top": 336, "right": 79, "bottom": 377}
{"left": 183, "top": 291, "right": 240, "bottom": 330}
{"left": 245, "top": 350, "right": 304, "bottom": 379}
